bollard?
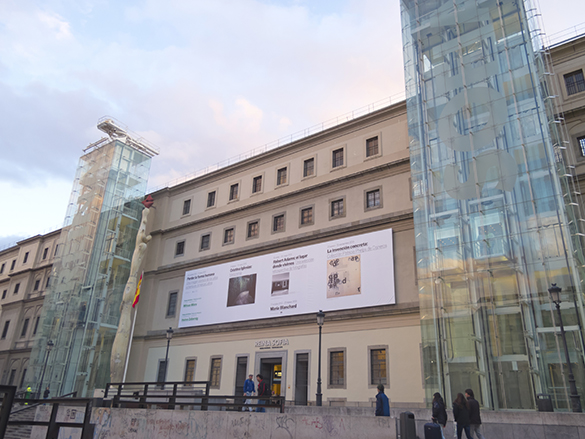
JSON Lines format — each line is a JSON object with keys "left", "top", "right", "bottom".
{"left": 536, "top": 394, "right": 554, "bottom": 412}
{"left": 400, "top": 411, "right": 416, "bottom": 439}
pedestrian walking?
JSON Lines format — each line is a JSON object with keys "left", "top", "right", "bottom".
{"left": 256, "top": 374, "right": 269, "bottom": 412}
{"left": 452, "top": 393, "right": 472, "bottom": 439}
{"left": 243, "top": 374, "right": 255, "bottom": 411}
{"left": 24, "top": 386, "right": 32, "bottom": 405}
{"left": 431, "top": 392, "right": 447, "bottom": 438}
{"left": 43, "top": 386, "right": 50, "bottom": 399}
{"left": 375, "top": 384, "right": 390, "bottom": 416}
{"left": 465, "top": 389, "right": 485, "bottom": 439}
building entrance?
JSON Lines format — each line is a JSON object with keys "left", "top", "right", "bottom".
{"left": 260, "top": 358, "right": 282, "bottom": 396}
{"left": 295, "top": 353, "right": 309, "bottom": 405}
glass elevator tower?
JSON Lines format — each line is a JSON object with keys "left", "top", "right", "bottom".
{"left": 28, "top": 121, "right": 157, "bottom": 397}
{"left": 402, "top": 0, "right": 585, "bottom": 409}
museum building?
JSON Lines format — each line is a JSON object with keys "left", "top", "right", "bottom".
{"left": 2, "top": 0, "right": 585, "bottom": 412}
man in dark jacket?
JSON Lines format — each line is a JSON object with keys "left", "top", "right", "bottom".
{"left": 375, "top": 384, "right": 390, "bottom": 416}
{"left": 465, "top": 389, "right": 485, "bottom": 439}
{"left": 256, "top": 374, "right": 269, "bottom": 412}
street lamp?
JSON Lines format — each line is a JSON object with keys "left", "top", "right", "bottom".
{"left": 548, "top": 283, "right": 582, "bottom": 412}
{"left": 164, "top": 327, "right": 174, "bottom": 382}
{"left": 316, "top": 310, "right": 325, "bottom": 407}
{"left": 38, "top": 340, "right": 54, "bottom": 398}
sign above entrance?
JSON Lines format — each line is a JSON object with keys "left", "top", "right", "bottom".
{"left": 255, "top": 339, "right": 289, "bottom": 349}
{"left": 178, "top": 229, "right": 395, "bottom": 328}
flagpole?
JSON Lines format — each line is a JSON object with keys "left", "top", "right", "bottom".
{"left": 122, "top": 271, "right": 142, "bottom": 383}
{"left": 122, "top": 304, "right": 138, "bottom": 383}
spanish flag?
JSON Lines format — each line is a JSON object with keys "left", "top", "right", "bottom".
{"left": 132, "top": 272, "right": 143, "bottom": 308}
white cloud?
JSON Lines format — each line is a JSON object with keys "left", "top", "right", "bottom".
{"left": 37, "top": 11, "right": 72, "bottom": 40}
{"left": 0, "top": 0, "right": 584, "bottom": 240}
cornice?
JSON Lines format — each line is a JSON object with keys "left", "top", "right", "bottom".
{"left": 150, "top": 102, "right": 407, "bottom": 197}
{"left": 137, "top": 302, "right": 420, "bottom": 341}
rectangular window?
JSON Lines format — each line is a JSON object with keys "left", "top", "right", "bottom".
{"left": 33, "top": 316, "right": 40, "bottom": 335}
{"left": 564, "top": 70, "right": 585, "bottom": 96}
{"left": 20, "top": 318, "right": 29, "bottom": 338}
{"left": 8, "top": 369, "right": 16, "bottom": 386}
{"left": 366, "top": 136, "right": 379, "bottom": 157}
{"left": 19, "top": 369, "right": 27, "bottom": 388}
{"left": 273, "top": 214, "right": 285, "bottom": 232}
{"left": 34, "top": 280, "right": 40, "bottom": 291}
{"left": 42, "top": 248, "right": 48, "bottom": 260}
{"left": 303, "top": 158, "right": 314, "bottom": 178}
{"left": 10, "top": 260, "right": 16, "bottom": 271}
{"left": 252, "top": 176, "right": 262, "bottom": 193}
{"left": 210, "top": 357, "right": 222, "bottom": 388}
{"left": 207, "top": 191, "right": 216, "bottom": 208}
{"left": 579, "top": 136, "right": 585, "bottom": 157}
{"left": 331, "top": 199, "right": 344, "bottom": 218}
{"left": 46, "top": 277, "right": 51, "bottom": 288}
{"left": 247, "top": 221, "right": 259, "bottom": 239}
{"left": 182, "top": 199, "right": 191, "bottom": 216}
{"left": 166, "top": 292, "right": 178, "bottom": 317}
{"left": 332, "top": 148, "right": 344, "bottom": 168}
{"left": 1, "top": 321, "right": 10, "bottom": 339}
{"left": 370, "top": 348, "right": 387, "bottom": 385}
{"left": 175, "top": 240, "right": 185, "bottom": 257}
{"left": 1, "top": 290, "right": 6, "bottom": 299}
{"left": 224, "top": 228, "right": 235, "bottom": 245}
{"left": 229, "top": 184, "right": 239, "bottom": 201}
{"left": 14, "top": 283, "right": 20, "bottom": 295}
{"left": 23, "top": 252, "right": 29, "bottom": 264}
{"left": 329, "top": 350, "right": 345, "bottom": 386}
{"left": 0, "top": 263, "right": 4, "bottom": 274}
{"left": 54, "top": 245, "right": 59, "bottom": 257}
{"left": 301, "top": 207, "right": 313, "bottom": 225}
{"left": 277, "top": 167, "right": 287, "bottom": 185}
{"left": 200, "top": 234, "right": 211, "bottom": 251}
{"left": 184, "top": 359, "right": 196, "bottom": 383}
{"left": 366, "top": 189, "right": 381, "bottom": 209}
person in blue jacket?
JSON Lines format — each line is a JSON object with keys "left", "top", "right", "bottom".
{"left": 375, "top": 384, "right": 390, "bottom": 416}
{"left": 243, "top": 374, "right": 255, "bottom": 411}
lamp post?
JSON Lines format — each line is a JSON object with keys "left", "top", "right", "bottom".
{"left": 164, "top": 327, "right": 174, "bottom": 382}
{"left": 316, "top": 310, "right": 325, "bottom": 407}
{"left": 38, "top": 340, "right": 54, "bottom": 398}
{"left": 548, "top": 283, "right": 582, "bottom": 412}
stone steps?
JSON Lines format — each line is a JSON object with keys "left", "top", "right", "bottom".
{"left": 4, "top": 405, "right": 37, "bottom": 439}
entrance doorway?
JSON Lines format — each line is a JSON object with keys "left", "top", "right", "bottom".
{"left": 295, "top": 353, "right": 309, "bottom": 405}
{"left": 234, "top": 357, "right": 248, "bottom": 396}
{"left": 260, "top": 357, "right": 282, "bottom": 396}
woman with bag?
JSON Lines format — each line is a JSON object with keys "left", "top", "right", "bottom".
{"left": 432, "top": 392, "right": 447, "bottom": 438}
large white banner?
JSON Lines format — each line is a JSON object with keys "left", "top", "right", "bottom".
{"left": 178, "top": 229, "right": 395, "bottom": 328}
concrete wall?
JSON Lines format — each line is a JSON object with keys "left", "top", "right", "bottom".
{"left": 84, "top": 406, "right": 585, "bottom": 439}
{"left": 90, "top": 407, "right": 395, "bottom": 439}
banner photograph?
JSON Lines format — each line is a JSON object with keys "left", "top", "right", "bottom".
{"left": 178, "top": 229, "right": 395, "bottom": 328}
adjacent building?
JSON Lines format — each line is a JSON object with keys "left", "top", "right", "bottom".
{"left": 0, "top": 230, "right": 61, "bottom": 390}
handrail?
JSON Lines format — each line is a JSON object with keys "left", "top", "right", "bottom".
{"left": 104, "top": 381, "right": 285, "bottom": 413}
{"left": 10, "top": 391, "right": 78, "bottom": 415}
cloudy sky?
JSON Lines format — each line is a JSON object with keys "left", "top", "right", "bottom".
{"left": 1, "top": 0, "right": 584, "bottom": 249}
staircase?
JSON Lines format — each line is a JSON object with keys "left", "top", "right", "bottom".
{"left": 4, "top": 404, "right": 37, "bottom": 439}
